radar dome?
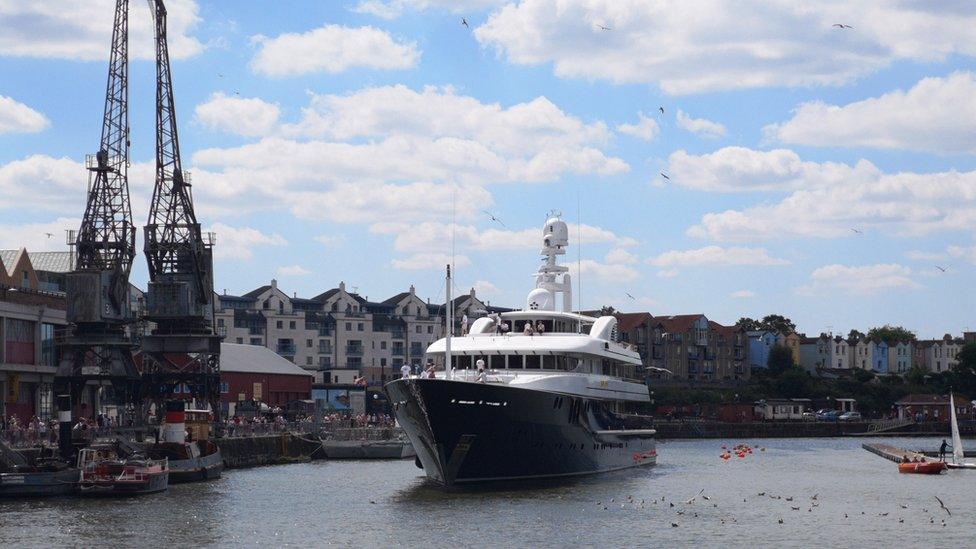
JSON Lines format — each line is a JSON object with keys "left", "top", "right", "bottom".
{"left": 525, "top": 288, "right": 554, "bottom": 311}
{"left": 542, "top": 217, "right": 569, "bottom": 255}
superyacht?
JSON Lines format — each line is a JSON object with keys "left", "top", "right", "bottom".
{"left": 385, "top": 214, "right": 658, "bottom": 486}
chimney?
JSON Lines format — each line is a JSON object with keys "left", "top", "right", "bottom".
{"left": 339, "top": 281, "right": 346, "bottom": 292}
{"left": 409, "top": 284, "right": 415, "bottom": 295}
{"left": 223, "top": 289, "right": 227, "bottom": 295}
{"left": 271, "top": 278, "right": 278, "bottom": 289}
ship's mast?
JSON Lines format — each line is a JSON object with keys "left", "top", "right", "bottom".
{"left": 445, "top": 264, "right": 453, "bottom": 376}
{"left": 56, "top": 0, "right": 141, "bottom": 453}
{"left": 526, "top": 214, "right": 572, "bottom": 312}
{"left": 142, "top": 0, "right": 221, "bottom": 418}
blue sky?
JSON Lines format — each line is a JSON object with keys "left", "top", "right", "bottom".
{"left": 1, "top": 0, "right": 975, "bottom": 338}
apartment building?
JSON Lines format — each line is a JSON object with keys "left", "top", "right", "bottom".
{"left": 215, "top": 281, "right": 505, "bottom": 386}
{"left": 915, "top": 335, "right": 963, "bottom": 373}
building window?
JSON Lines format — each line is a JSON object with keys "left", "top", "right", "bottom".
{"left": 381, "top": 358, "right": 387, "bottom": 367}
{"left": 306, "top": 339, "right": 313, "bottom": 347}
{"left": 346, "top": 322, "right": 352, "bottom": 331}
{"left": 236, "top": 337, "right": 243, "bottom": 344}
{"left": 250, "top": 338, "right": 261, "bottom": 345}
{"left": 40, "top": 323, "right": 57, "bottom": 366}
{"left": 358, "top": 323, "right": 364, "bottom": 331}
{"left": 220, "top": 382, "right": 229, "bottom": 394}
{"left": 306, "top": 356, "right": 313, "bottom": 365}
{"left": 416, "top": 326, "right": 421, "bottom": 334}
{"left": 276, "top": 321, "right": 283, "bottom": 329}
{"left": 381, "top": 341, "right": 387, "bottom": 350}
{"left": 290, "top": 321, "right": 296, "bottom": 329}
{"left": 217, "top": 318, "right": 225, "bottom": 327}
{"left": 427, "top": 326, "right": 432, "bottom": 334}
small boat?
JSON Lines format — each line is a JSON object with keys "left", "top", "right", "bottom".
{"left": 898, "top": 460, "right": 947, "bottom": 475}
{"left": 0, "top": 459, "right": 78, "bottom": 498}
{"left": 946, "top": 393, "right": 976, "bottom": 470}
{"left": 144, "top": 406, "right": 223, "bottom": 483}
{"left": 77, "top": 445, "right": 169, "bottom": 496}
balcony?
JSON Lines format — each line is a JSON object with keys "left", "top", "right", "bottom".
{"left": 390, "top": 330, "right": 405, "bottom": 340}
{"left": 409, "top": 346, "right": 424, "bottom": 358}
{"left": 317, "top": 327, "right": 333, "bottom": 337}
{"left": 346, "top": 345, "right": 364, "bottom": 356}
{"left": 318, "top": 357, "right": 333, "bottom": 368}
{"left": 277, "top": 343, "right": 297, "bottom": 356}
{"left": 317, "top": 344, "right": 332, "bottom": 355}
{"left": 391, "top": 346, "right": 405, "bottom": 357}
{"left": 248, "top": 326, "right": 264, "bottom": 335}
{"left": 217, "top": 326, "right": 227, "bottom": 337}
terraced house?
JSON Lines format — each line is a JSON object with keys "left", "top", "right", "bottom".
{"left": 616, "top": 313, "right": 748, "bottom": 382}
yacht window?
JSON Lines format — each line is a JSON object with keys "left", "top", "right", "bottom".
{"left": 507, "top": 355, "right": 523, "bottom": 369}
{"left": 542, "top": 355, "right": 555, "bottom": 370}
{"left": 526, "top": 355, "right": 541, "bottom": 369}
{"left": 490, "top": 355, "right": 505, "bottom": 370}
{"left": 457, "top": 355, "right": 472, "bottom": 370}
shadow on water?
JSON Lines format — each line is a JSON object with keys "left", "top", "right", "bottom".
{"left": 391, "top": 464, "right": 666, "bottom": 502}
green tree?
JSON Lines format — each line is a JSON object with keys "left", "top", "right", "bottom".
{"left": 767, "top": 344, "right": 795, "bottom": 375}
{"left": 853, "top": 368, "right": 875, "bottom": 383}
{"left": 761, "top": 314, "right": 796, "bottom": 334}
{"left": 867, "top": 325, "right": 916, "bottom": 343}
{"left": 905, "top": 364, "right": 929, "bottom": 386}
{"left": 736, "top": 317, "right": 759, "bottom": 331}
{"left": 949, "top": 343, "right": 976, "bottom": 397}
{"left": 848, "top": 329, "right": 865, "bottom": 340}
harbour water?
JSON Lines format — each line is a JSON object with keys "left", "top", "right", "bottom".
{"left": 1, "top": 437, "right": 973, "bottom": 547}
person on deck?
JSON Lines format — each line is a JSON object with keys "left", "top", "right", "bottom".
{"left": 400, "top": 363, "right": 411, "bottom": 380}
{"left": 940, "top": 439, "right": 950, "bottom": 462}
{"left": 523, "top": 321, "right": 535, "bottom": 336}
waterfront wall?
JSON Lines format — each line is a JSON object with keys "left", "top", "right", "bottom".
{"left": 218, "top": 433, "right": 322, "bottom": 469}
{"left": 653, "top": 421, "right": 956, "bottom": 440}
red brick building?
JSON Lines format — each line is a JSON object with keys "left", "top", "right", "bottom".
{"left": 220, "top": 343, "right": 313, "bottom": 415}
{"left": 895, "top": 394, "right": 972, "bottom": 422}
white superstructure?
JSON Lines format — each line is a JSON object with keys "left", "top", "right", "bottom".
{"left": 425, "top": 214, "right": 651, "bottom": 404}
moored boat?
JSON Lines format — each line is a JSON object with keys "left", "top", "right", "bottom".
{"left": 945, "top": 393, "right": 976, "bottom": 470}
{"left": 0, "top": 459, "right": 78, "bottom": 498}
{"left": 144, "top": 404, "right": 223, "bottom": 483}
{"left": 77, "top": 445, "right": 169, "bottom": 496}
{"left": 898, "top": 460, "right": 947, "bottom": 475}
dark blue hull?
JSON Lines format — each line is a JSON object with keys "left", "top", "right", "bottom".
{"left": 385, "top": 378, "right": 656, "bottom": 486}
{"left": 0, "top": 468, "right": 78, "bottom": 497}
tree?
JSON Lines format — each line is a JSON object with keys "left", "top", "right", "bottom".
{"left": 853, "top": 368, "right": 875, "bottom": 383}
{"left": 767, "top": 344, "right": 795, "bottom": 375}
{"left": 867, "top": 325, "right": 916, "bottom": 343}
{"left": 736, "top": 317, "right": 759, "bottom": 331}
{"left": 600, "top": 305, "right": 616, "bottom": 316}
{"left": 848, "top": 329, "right": 865, "bottom": 341}
{"left": 905, "top": 364, "right": 929, "bottom": 386}
{"left": 949, "top": 342, "right": 976, "bottom": 397}
{"left": 761, "top": 314, "right": 796, "bottom": 335}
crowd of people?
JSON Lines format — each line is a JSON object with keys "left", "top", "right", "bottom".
{"left": 0, "top": 415, "right": 56, "bottom": 447}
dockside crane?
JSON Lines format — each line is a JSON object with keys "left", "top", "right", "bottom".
{"left": 55, "top": 0, "right": 141, "bottom": 452}
{"left": 141, "top": 0, "right": 221, "bottom": 418}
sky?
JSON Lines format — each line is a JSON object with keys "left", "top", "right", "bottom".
{"left": 1, "top": 0, "right": 975, "bottom": 338}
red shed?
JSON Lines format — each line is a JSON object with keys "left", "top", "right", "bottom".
{"left": 220, "top": 343, "right": 313, "bottom": 412}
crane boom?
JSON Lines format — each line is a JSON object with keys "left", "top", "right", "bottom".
{"left": 142, "top": 0, "right": 221, "bottom": 419}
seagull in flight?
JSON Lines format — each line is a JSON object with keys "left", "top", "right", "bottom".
{"left": 44, "top": 232, "right": 53, "bottom": 239}
{"left": 832, "top": 23, "right": 854, "bottom": 29}
{"left": 597, "top": 24, "right": 612, "bottom": 31}
{"left": 935, "top": 496, "right": 951, "bottom": 517}
{"left": 461, "top": 18, "right": 469, "bottom": 28}
{"left": 217, "top": 73, "right": 224, "bottom": 78}
{"left": 850, "top": 228, "right": 862, "bottom": 234}
{"left": 935, "top": 265, "right": 947, "bottom": 273}
{"left": 626, "top": 292, "right": 636, "bottom": 300}
{"left": 658, "top": 106, "right": 665, "bottom": 114}
{"left": 660, "top": 172, "right": 670, "bottom": 180}
{"left": 483, "top": 210, "right": 506, "bottom": 227}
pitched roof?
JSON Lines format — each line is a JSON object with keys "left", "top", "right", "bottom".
{"left": 0, "top": 249, "right": 21, "bottom": 276}
{"left": 616, "top": 312, "right": 654, "bottom": 332}
{"left": 24, "top": 251, "right": 73, "bottom": 273}
{"left": 242, "top": 285, "right": 272, "bottom": 299}
{"left": 311, "top": 288, "right": 340, "bottom": 302}
{"left": 651, "top": 314, "right": 705, "bottom": 333}
{"left": 221, "top": 343, "right": 314, "bottom": 377}
{"left": 895, "top": 394, "right": 970, "bottom": 406}
{"left": 381, "top": 291, "right": 411, "bottom": 305}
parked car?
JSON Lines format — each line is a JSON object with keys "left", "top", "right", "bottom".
{"left": 801, "top": 411, "right": 817, "bottom": 421}
{"left": 817, "top": 410, "right": 840, "bottom": 421}
{"left": 839, "top": 411, "right": 862, "bottom": 422}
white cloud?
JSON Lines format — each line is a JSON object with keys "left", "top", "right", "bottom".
{"left": 797, "top": 264, "right": 920, "bottom": 296}
{"left": 765, "top": 71, "right": 976, "bottom": 154}
{"left": 277, "top": 265, "right": 311, "bottom": 277}
{"left": 0, "top": 96, "right": 49, "bottom": 134}
{"left": 474, "top": 1, "right": 976, "bottom": 94}
{"left": 314, "top": 235, "right": 347, "bottom": 248}
{"left": 353, "top": 0, "right": 506, "bottom": 19}
{"left": 194, "top": 93, "right": 280, "bottom": 137}
{"left": 391, "top": 253, "right": 471, "bottom": 270}
{"left": 0, "top": 217, "right": 80, "bottom": 252}
{"left": 0, "top": 0, "right": 202, "bottom": 61}
{"left": 472, "top": 280, "right": 500, "bottom": 295}
{"left": 604, "top": 247, "right": 639, "bottom": 264}
{"left": 948, "top": 245, "right": 976, "bottom": 264}
{"left": 250, "top": 24, "right": 419, "bottom": 76}
{"left": 190, "top": 86, "right": 626, "bottom": 225}
{"left": 905, "top": 250, "right": 947, "bottom": 262}
{"left": 656, "top": 269, "right": 679, "bottom": 279}
{"left": 647, "top": 246, "right": 789, "bottom": 267}
{"left": 667, "top": 146, "right": 871, "bottom": 193}
{"left": 570, "top": 259, "right": 639, "bottom": 283}
{"left": 616, "top": 111, "right": 658, "bottom": 141}
{"left": 729, "top": 290, "right": 755, "bottom": 299}
{"left": 207, "top": 222, "right": 287, "bottom": 260}
{"left": 680, "top": 148, "right": 976, "bottom": 241}
{"left": 675, "top": 110, "right": 726, "bottom": 139}
{"left": 386, "top": 221, "right": 638, "bottom": 253}
{"left": 0, "top": 155, "right": 85, "bottom": 213}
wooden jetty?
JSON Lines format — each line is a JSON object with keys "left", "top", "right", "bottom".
{"left": 862, "top": 443, "right": 926, "bottom": 463}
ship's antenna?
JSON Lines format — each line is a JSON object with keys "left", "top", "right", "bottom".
{"left": 577, "top": 184, "right": 582, "bottom": 333}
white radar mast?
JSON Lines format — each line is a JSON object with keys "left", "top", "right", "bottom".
{"left": 525, "top": 212, "right": 572, "bottom": 312}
